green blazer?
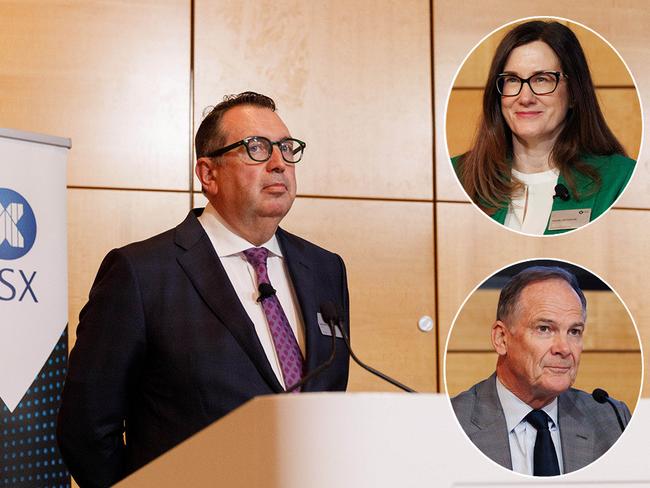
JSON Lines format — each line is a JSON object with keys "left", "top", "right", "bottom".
{"left": 451, "top": 153, "right": 635, "bottom": 235}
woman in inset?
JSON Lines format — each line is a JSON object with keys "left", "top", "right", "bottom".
{"left": 453, "top": 20, "right": 635, "bottom": 235}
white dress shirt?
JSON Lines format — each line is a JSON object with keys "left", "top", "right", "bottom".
{"left": 496, "top": 376, "right": 564, "bottom": 475}
{"left": 505, "top": 168, "right": 559, "bottom": 235}
{"left": 197, "top": 203, "right": 305, "bottom": 388}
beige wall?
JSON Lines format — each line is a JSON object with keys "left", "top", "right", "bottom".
{"left": 2, "top": 0, "right": 648, "bottom": 424}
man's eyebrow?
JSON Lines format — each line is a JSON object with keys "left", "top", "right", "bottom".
{"left": 530, "top": 318, "right": 585, "bottom": 327}
{"left": 530, "top": 318, "right": 558, "bottom": 326}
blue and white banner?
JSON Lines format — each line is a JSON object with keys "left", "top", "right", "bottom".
{"left": 0, "top": 129, "right": 69, "bottom": 412}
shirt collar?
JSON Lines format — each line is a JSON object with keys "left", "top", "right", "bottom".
{"left": 198, "top": 202, "right": 283, "bottom": 258}
{"left": 511, "top": 167, "right": 560, "bottom": 185}
{"left": 496, "top": 376, "right": 559, "bottom": 432}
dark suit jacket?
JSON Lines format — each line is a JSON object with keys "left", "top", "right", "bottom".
{"left": 57, "top": 209, "right": 350, "bottom": 487}
{"left": 451, "top": 373, "right": 631, "bottom": 474}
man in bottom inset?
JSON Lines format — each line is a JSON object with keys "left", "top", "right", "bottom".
{"left": 451, "top": 266, "right": 630, "bottom": 476}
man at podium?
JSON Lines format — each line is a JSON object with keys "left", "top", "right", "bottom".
{"left": 57, "top": 92, "right": 350, "bottom": 487}
{"left": 451, "top": 266, "right": 630, "bottom": 476}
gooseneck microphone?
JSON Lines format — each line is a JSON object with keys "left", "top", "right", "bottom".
{"left": 592, "top": 388, "right": 626, "bottom": 432}
{"left": 284, "top": 303, "right": 338, "bottom": 393}
{"left": 257, "top": 283, "right": 276, "bottom": 302}
{"left": 553, "top": 184, "right": 570, "bottom": 201}
{"left": 324, "top": 301, "right": 416, "bottom": 393}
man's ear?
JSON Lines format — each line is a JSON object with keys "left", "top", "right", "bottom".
{"left": 195, "top": 157, "right": 218, "bottom": 195}
{"left": 492, "top": 320, "right": 509, "bottom": 356}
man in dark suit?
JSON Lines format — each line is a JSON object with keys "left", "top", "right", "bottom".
{"left": 57, "top": 92, "right": 350, "bottom": 487}
{"left": 451, "top": 266, "right": 630, "bottom": 476}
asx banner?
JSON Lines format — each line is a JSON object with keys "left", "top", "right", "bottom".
{"left": 0, "top": 129, "right": 70, "bottom": 412}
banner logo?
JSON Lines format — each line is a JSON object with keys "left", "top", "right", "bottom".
{"left": 0, "top": 188, "right": 37, "bottom": 260}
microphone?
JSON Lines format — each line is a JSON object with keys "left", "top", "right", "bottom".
{"left": 319, "top": 301, "right": 340, "bottom": 330}
{"left": 328, "top": 302, "right": 416, "bottom": 393}
{"left": 592, "top": 388, "right": 626, "bottom": 432}
{"left": 257, "top": 283, "right": 276, "bottom": 302}
{"left": 284, "top": 303, "right": 338, "bottom": 393}
{"left": 553, "top": 184, "right": 570, "bottom": 201}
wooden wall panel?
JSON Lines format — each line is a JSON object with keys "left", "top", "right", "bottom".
{"left": 0, "top": 0, "right": 191, "bottom": 190}
{"left": 194, "top": 0, "right": 432, "bottom": 200}
{"left": 434, "top": 1, "right": 650, "bottom": 208}
{"left": 448, "top": 290, "right": 639, "bottom": 351}
{"left": 445, "top": 351, "right": 642, "bottom": 411}
{"left": 453, "top": 33, "right": 503, "bottom": 88}
{"left": 453, "top": 20, "right": 634, "bottom": 88}
{"left": 444, "top": 89, "right": 481, "bottom": 167}
{"left": 437, "top": 203, "right": 649, "bottom": 397}
{"left": 572, "top": 23, "right": 634, "bottom": 86}
{"left": 67, "top": 189, "right": 190, "bottom": 345}
{"left": 598, "top": 88, "right": 643, "bottom": 161}
{"left": 192, "top": 192, "right": 208, "bottom": 209}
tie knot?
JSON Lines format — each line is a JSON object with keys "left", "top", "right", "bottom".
{"left": 243, "top": 247, "right": 271, "bottom": 285}
{"left": 243, "top": 247, "right": 269, "bottom": 267}
{"left": 525, "top": 409, "right": 552, "bottom": 431}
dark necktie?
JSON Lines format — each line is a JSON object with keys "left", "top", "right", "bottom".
{"left": 243, "top": 247, "right": 304, "bottom": 392}
{"left": 525, "top": 409, "right": 561, "bottom": 476}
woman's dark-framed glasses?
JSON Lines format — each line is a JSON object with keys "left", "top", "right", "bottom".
{"left": 205, "top": 136, "right": 306, "bottom": 164}
{"left": 496, "top": 71, "right": 567, "bottom": 97}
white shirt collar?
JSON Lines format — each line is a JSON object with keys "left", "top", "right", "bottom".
{"left": 198, "top": 202, "right": 283, "bottom": 258}
{"left": 511, "top": 167, "right": 559, "bottom": 185}
{"left": 496, "top": 376, "right": 559, "bottom": 432}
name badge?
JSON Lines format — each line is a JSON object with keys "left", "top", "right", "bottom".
{"left": 548, "top": 208, "right": 591, "bottom": 231}
{"left": 317, "top": 312, "right": 343, "bottom": 338}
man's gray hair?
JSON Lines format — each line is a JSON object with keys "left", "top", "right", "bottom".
{"left": 496, "top": 266, "right": 587, "bottom": 323}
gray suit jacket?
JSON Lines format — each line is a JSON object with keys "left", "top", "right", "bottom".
{"left": 451, "top": 373, "right": 631, "bottom": 474}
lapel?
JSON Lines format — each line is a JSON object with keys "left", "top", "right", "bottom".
{"left": 549, "top": 170, "right": 597, "bottom": 212}
{"left": 543, "top": 171, "right": 597, "bottom": 235}
{"left": 558, "top": 391, "right": 594, "bottom": 473}
{"left": 493, "top": 206, "right": 508, "bottom": 225}
{"left": 276, "top": 228, "right": 323, "bottom": 392}
{"left": 469, "top": 374, "right": 513, "bottom": 470}
{"left": 174, "top": 210, "right": 284, "bottom": 393}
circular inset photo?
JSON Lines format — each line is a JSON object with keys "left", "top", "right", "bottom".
{"left": 446, "top": 17, "right": 641, "bottom": 236}
{"left": 444, "top": 259, "right": 642, "bottom": 476}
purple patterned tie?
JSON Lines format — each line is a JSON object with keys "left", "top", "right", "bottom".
{"left": 243, "top": 247, "right": 304, "bottom": 392}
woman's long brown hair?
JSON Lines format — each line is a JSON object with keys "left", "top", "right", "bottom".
{"left": 457, "top": 20, "right": 626, "bottom": 214}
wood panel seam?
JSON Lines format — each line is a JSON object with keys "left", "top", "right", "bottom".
{"left": 189, "top": 0, "right": 196, "bottom": 207}
{"left": 430, "top": 0, "right": 442, "bottom": 394}
{"left": 67, "top": 186, "right": 191, "bottom": 194}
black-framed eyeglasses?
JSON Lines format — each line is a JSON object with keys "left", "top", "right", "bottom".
{"left": 204, "top": 136, "right": 306, "bottom": 164}
{"left": 496, "top": 71, "right": 568, "bottom": 97}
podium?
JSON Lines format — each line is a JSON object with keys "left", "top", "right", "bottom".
{"left": 117, "top": 393, "right": 650, "bottom": 487}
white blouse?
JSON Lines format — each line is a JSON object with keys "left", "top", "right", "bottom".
{"left": 504, "top": 167, "right": 559, "bottom": 235}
